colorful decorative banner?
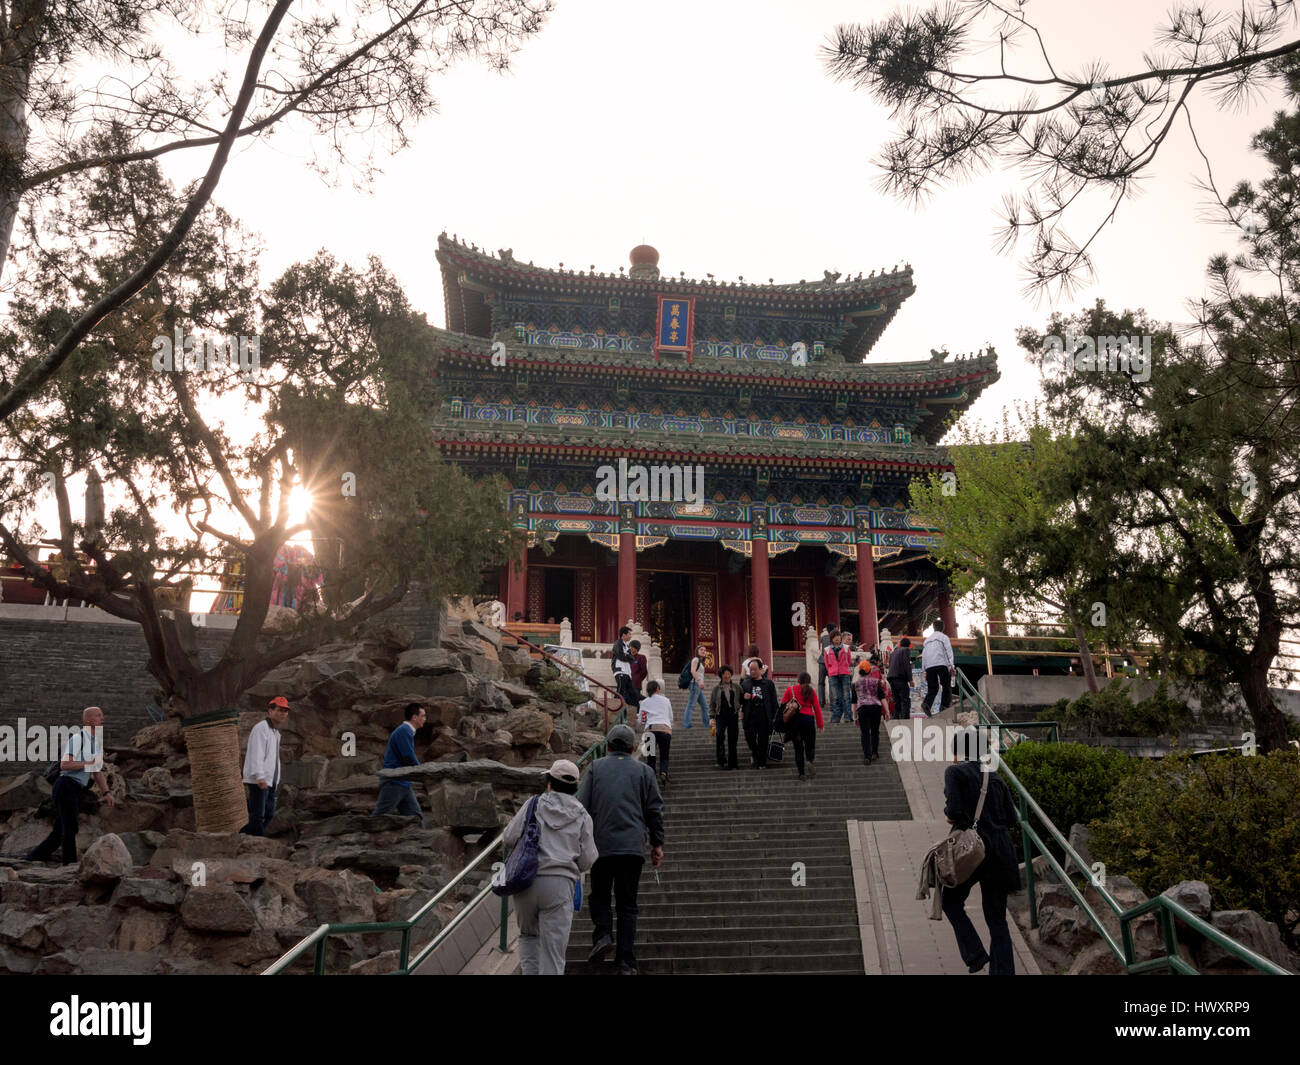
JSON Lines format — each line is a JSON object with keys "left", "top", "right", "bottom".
{"left": 655, "top": 295, "right": 695, "bottom": 358}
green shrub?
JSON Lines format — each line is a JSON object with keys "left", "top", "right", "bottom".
{"left": 1090, "top": 749, "right": 1300, "bottom": 948}
{"left": 535, "top": 663, "right": 589, "bottom": 707}
{"left": 1037, "top": 678, "right": 1194, "bottom": 737}
{"left": 1001, "top": 741, "right": 1138, "bottom": 838}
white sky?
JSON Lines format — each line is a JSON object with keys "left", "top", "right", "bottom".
{"left": 26, "top": 0, "right": 1292, "bottom": 636}
{"left": 173, "top": 0, "right": 1283, "bottom": 439}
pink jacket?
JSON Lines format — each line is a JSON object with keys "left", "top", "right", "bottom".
{"left": 823, "top": 646, "right": 852, "bottom": 676}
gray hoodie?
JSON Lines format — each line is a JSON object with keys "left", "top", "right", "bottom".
{"left": 502, "top": 790, "right": 598, "bottom": 883}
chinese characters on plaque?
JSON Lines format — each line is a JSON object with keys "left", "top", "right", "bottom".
{"left": 655, "top": 295, "right": 695, "bottom": 359}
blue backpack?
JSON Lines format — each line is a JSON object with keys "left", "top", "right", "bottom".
{"left": 491, "top": 796, "right": 540, "bottom": 897}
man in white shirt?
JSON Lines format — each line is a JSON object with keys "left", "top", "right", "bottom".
{"left": 242, "top": 696, "right": 289, "bottom": 836}
{"left": 27, "top": 706, "right": 115, "bottom": 864}
{"left": 920, "top": 620, "right": 956, "bottom": 716}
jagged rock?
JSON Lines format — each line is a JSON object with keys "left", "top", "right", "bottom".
{"left": 499, "top": 645, "right": 533, "bottom": 679}
{"left": 395, "top": 648, "right": 462, "bottom": 676}
{"left": 380, "top": 672, "right": 473, "bottom": 699}
{"left": 131, "top": 718, "right": 184, "bottom": 756}
{"left": 0, "top": 910, "right": 46, "bottom": 949}
{"left": 494, "top": 680, "right": 537, "bottom": 706}
{"left": 1037, "top": 905, "right": 1099, "bottom": 952}
{"left": 139, "top": 767, "right": 173, "bottom": 794}
{"left": 426, "top": 780, "right": 500, "bottom": 831}
{"left": 1196, "top": 911, "right": 1293, "bottom": 971}
{"left": 323, "top": 754, "right": 381, "bottom": 783}
{"left": 294, "top": 867, "right": 377, "bottom": 925}
{"left": 1067, "top": 941, "right": 1125, "bottom": 975}
{"left": 281, "top": 756, "right": 327, "bottom": 789}
{"left": 465, "top": 653, "right": 503, "bottom": 679}
{"left": 503, "top": 708, "right": 553, "bottom": 747}
{"left": 248, "top": 882, "right": 309, "bottom": 930}
{"left": 0, "top": 772, "right": 49, "bottom": 812}
{"left": 375, "top": 888, "right": 422, "bottom": 924}
{"left": 463, "top": 620, "right": 502, "bottom": 647}
{"left": 299, "top": 814, "right": 419, "bottom": 838}
{"left": 0, "top": 820, "right": 51, "bottom": 857}
{"left": 1064, "top": 824, "right": 1094, "bottom": 878}
{"left": 309, "top": 669, "right": 372, "bottom": 711}
{"left": 115, "top": 909, "right": 173, "bottom": 952}
{"left": 574, "top": 730, "right": 606, "bottom": 753}
{"left": 111, "top": 877, "right": 183, "bottom": 911}
{"left": 247, "top": 662, "right": 312, "bottom": 701}
{"left": 1161, "top": 880, "right": 1212, "bottom": 921}
{"left": 180, "top": 886, "right": 256, "bottom": 934}
{"left": 43, "top": 905, "right": 119, "bottom": 951}
{"left": 262, "top": 603, "right": 300, "bottom": 634}
{"left": 1034, "top": 881, "right": 1078, "bottom": 911}
{"left": 78, "top": 833, "right": 133, "bottom": 884}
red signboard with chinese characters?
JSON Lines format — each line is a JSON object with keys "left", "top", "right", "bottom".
{"left": 655, "top": 295, "right": 695, "bottom": 360}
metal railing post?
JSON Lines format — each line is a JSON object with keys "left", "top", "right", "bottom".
{"left": 313, "top": 935, "right": 328, "bottom": 975}
{"left": 399, "top": 927, "right": 411, "bottom": 973}
{"left": 1019, "top": 791, "right": 1038, "bottom": 929}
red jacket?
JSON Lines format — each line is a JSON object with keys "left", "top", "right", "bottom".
{"left": 781, "top": 685, "right": 824, "bottom": 729}
{"left": 631, "top": 654, "right": 648, "bottom": 691}
{"left": 823, "top": 646, "right": 852, "bottom": 676}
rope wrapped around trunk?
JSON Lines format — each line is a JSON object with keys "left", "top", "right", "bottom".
{"left": 181, "top": 709, "right": 248, "bottom": 834}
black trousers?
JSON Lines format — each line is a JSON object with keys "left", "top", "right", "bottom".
{"left": 715, "top": 712, "right": 739, "bottom": 768}
{"left": 743, "top": 716, "right": 771, "bottom": 766}
{"left": 922, "top": 666, "right": 952, "bottom": 714}
{"left": 889, "top": 677, "right": 911, "bottom": 719}
{"left": 646, "top": 729, "right": 672, "bottom": 777}
{"left": 790, "top": 714, "right": 816, "bottom": 774}
{"left": 858, "top": 705, "right": 882, "bottom": 758}
{"left": 615, "top": 673, "right": 641, "bottom": 710}
{"left": 28, "top": 776, "right": 84, "bottom": 864}
{"left": 590, "top": 854, "right": 645, "bottom": 966}
{"left": 941, "top": 861, "right": 1014, "bottom": 975}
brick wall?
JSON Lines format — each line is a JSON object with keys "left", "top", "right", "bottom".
{"left": 0, "top": 591, "right": 447, "bottom": 776}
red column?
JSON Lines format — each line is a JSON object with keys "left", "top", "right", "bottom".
{"left": 814, "top": 574, "right": 839, "bottom": 634}
{"left": 938, "top": 587, "right": 958, "bottom": 636}
{"left": 753, "top": 538, "right": 773, "bottom": 667}
{"left": 856, "top": 542, "right": 879, "bottom": 651}
{"left": 617, "top": 531, "right": 636, "bottom": 630}
{"left": 505, "top": 547, "right": 527, "bottom": 623}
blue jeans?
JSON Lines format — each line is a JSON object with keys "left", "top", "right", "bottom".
{"left": 828, "top": 675, "right": 851, "bottom": 723}
{"left": 683, "top": 681, "right": 709, "bottom": 728}
{"left": 243, "top": 782, "right": 277, "bottom": 836}
{"left": 372, "top": 781, "right": 425, "bottom": 827}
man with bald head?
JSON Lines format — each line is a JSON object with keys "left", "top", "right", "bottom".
{"left": 27, "top": 706, "right": 115, "bottom": 865}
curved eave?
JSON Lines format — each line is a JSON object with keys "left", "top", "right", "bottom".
{"left": 430, "top": 428, "right": 955, "bottom": 472}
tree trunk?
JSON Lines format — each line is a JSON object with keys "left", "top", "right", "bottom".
{"left": 1068, "top": 613, "right": 1101, "bottom": 693}
{"left": 1238, "top": 663, "right": 1290, "bottom": 755}
{"left": 0, "top": 0, "right": 42, "bottom": 282}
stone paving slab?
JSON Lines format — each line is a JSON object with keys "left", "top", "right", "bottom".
{"left": 849, "top": 707, "right": 1040, "bottom": 975}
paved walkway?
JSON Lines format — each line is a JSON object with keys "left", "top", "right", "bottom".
{"left": 848, "top": 709, "right": 1039, "bottom": 975}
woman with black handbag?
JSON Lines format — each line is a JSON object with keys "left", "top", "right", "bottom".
{"left": 778, "top": 671, "right": 823, "bottom": 782}
{"left": 941, "top": 728, "right": 1021, "bottom": 974}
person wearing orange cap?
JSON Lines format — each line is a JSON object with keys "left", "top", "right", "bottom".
{"left": 241, "top": 696, "right": 289, "bottom": 836}
{"left": 852, "top": 661, "right": 888, "bottom": 765}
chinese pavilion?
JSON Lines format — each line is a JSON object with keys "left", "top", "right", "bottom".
{"left": 431, "top": 235, "right": 999, "bottom": 672}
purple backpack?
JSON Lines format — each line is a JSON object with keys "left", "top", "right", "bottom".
{"left": 491, "top": 796, "right": 540, "bottom": 897}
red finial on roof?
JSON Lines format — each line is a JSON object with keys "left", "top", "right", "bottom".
{"left": 629, "top": 244, "right": 660, "bottom": 280}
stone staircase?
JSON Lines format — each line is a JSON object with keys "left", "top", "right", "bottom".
{"left": 565, "top": 711, "right": 912, "bottom": 974}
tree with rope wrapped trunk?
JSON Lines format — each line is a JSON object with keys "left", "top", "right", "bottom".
{"left": 0, "top": 159, "right": 522, "bottom": 829}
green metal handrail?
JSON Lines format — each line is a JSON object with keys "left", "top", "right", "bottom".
{"left": 996, "top": 755, "right": 1289, "bottom": 975}
{"left": 264, "top": 626, "right": 628, "bottom": 976}
{"left": 953, "top": 668, "right": 1059, "bottom": 745}
{"left": 950, "top": 668, "right": 1284, "bottom": 973}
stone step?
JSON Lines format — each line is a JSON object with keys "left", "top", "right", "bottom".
{"left": 564, "top": 935, "right": 862, "bottom": 961}
{"left": 564, "top": 953, "right": 862, "bottom": 975}
{"left": 568, "top": 913, "right": 862, "bottom": 933}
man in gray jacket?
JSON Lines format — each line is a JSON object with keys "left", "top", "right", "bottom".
{"left": 577, "top": 724, "right": 664, "bottom": 975}
{"left": 502, "top": 758, "right": 597, "bottom": 975}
